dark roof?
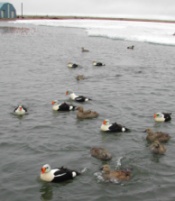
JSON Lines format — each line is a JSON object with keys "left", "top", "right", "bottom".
{"left": 0, "top": 2, "right": 12, "bottom": 9}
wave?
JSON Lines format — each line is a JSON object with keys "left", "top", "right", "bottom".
{"left": 12, "top": 19, "right": 175, "bottom": 46}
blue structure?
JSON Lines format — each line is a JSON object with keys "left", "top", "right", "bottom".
{"left": 0, "top": 2, "right": 16, "bottom": 19}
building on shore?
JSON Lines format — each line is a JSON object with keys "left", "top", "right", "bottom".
{"left": 0, "top": 2, "right": 16, "bottom": 19}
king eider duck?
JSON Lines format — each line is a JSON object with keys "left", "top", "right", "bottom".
{"left": 92, "top": 61, "right": 105, "bottom": 66}
{"left": 101, "top": 164, "right": 131, "bottom": 182}
{"left": 66, "top": 90, "right": 92, "bottom": 102}
{"left": 67, "top": 62, "right": 78, "bottom": 68}
{"left": 40, "top": 164, "right": 80, "bottom": 183}
{"left": 153, "top": 112, "right": 171, "bottom": 122}
{"left": 14, "top": 105, "right": 27, "bottom": 115}
{"left": 51, "top": 100, "right": 76, "bottom": 111}
{"left": 145, "top": 128, "right": 170, "bottom": 143}
{"left": 100, "top": 119, "right": 130, "bottom": 132}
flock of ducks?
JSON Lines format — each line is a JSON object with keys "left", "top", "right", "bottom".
{"left": 13, "top": 46, "right": 172, "bottom": 184}
{"left": 14, "top": 98, "right": 172, "bottom": 184}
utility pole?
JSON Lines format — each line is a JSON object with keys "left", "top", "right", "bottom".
{"left": 21, "top": 2, "right": 23, "bottom": 18}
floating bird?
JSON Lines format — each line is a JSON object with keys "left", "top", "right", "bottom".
{"left": 153, "top": 112, "right": 171, "bottom": 122}
{"left": 66, "top": 90, "right": 92, "bottom": 102}
{"left": 81, "top": 47, "right": 89, "bottom": 52}
{"left": 101, "top": 164, "right": 131, "bottom": 181}
{"left": 51, "top": 100, "right": 76, "bottom": 111}
{"left": 76, "top": 106, "right": 99, "bottom": 119}
{"left": 76, "top": 74, "right": 85, "bottom": 81}
{"left": 40, "top": 164, "right": 80, "bottom": 183}
{"left": 67, "top": 62, "right": 79, "bottom": 68}
{"left": 127, "top": 45, "right": 134, "bottom": 50}
{"left": 100, "top": 119, "right": 130, "bottom": 132}
{"left": 145, "top": 128, "right": 170, "bottom": 143}
{"left": 150, "top": 140, "right": 166, "bottom": 155}
{"left": 90, "top": 147, "right": 112, "bottom": 161}
{"left": 14, "top": 105, "right": 27, "bottom": 115}
{"left": 92, "top": 61, "right": 105, "bottom": 66}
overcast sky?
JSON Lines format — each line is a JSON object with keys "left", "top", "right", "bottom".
{"left": 7, "top": 0, "right": 175, "bottom": 19}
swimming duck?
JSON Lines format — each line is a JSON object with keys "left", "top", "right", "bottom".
{"left": 101, "top": 164, "right": 131, "bottom": 181}
{"left": 153, "top": 112, "right": 171, "bottom": 122}
{"left": 150, "top": 140, "right": 166, "bottom": 155}
{"left": 145, "top": 128, "right": 170, "bottom": 143}
{"left": 81, "top": 47, "right": 89, "bottom": 52}
{"left": 40, "top": 164, "right": 80, "bottom": 183}
{"left": 90, "top": 147, "right": 112, "bottom": 161}
{"left": 66, "top": 90, "right": 92, "bottom": 102}
{"left": 76, "top": 106, "right": 99, "bottom": 119}
{"left": 67, "top": 62, "right": 78, "bottom": 68}
{"left": 100, "top": 119, "right": 130, "bottom": 132}
{"left": 76, "top": 74, "right": 85, "bottom": 81}
{"left": 51, "top": 100, "right": 76, "bottom": 111}
{"left": 14, "top": 105, "right": 27, "bottom": 115}
{"left": 127, "top": 45, "right": 134, "bottom": 49}
{"left": 92, "top": 61, "right": 105, "bottom": 66}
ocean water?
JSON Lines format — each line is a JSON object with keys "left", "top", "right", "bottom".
{"left": 0, "top": 19, "right": 175, "bottom": 201}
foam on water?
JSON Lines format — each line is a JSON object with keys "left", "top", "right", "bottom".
{"left": 13, "top": 19, "right": 175, "bottom": 46}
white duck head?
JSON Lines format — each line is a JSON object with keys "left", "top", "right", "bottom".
{"left": 41, "top": 164, "right": 51, "bottom": 174}
{"left": 51, "top": 100, "right": 59, "bottom": 110}
{"left": 153, "top": 112, "right": 164, "bottom": 122}
{"left": 100, "top": 119, "right": 111, "bottom": 131}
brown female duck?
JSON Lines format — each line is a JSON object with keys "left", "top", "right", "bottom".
{"left": 76, "top": 74, "right": 85, "bottom": 81}
{"left": 145, "top": 128, "right": 170, "bottom": 143}
{"left": 101, "top": 164, "right": 131, "bottom": 181}
{"left": 150, "top": 140, "right": 166, "bottom": 155}
{"left": 76, "top": 106, "right": 99, "bottom": 119}
{"left": 90, "top": 147, "right": 112, "bottom": 161}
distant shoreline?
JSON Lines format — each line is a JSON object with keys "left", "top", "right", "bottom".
{"left": 1, "top": 15, "right": 175, "bottom": 24}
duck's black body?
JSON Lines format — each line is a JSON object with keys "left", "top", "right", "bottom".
{"left": 163, "top": 113, "right": 172, "bottom": 122}
{"left": 52, "top": 167, "right": 80, "bottom": 183}
{"left": 109, "top": 123, "right": 130, "bottom": 132}
{"left": 75, "top": 96, "right": 92, "bottom": 102}
{"left": 59, "top": 102, "right": 76, "bottom": 111}
{"left": 72, "top": 64, "right": 78, "bottom": 68}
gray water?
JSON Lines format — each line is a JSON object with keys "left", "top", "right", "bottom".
{"left": 0, "top": 21, "right": 175, "bottom": 201}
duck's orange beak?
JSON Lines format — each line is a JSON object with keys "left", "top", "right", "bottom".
{"left": 103, "top": 120, "right": 107, "bottom": 125}
{"left": 41, "top": 167, "right": 46, "bottom": 174}
{"left": 51, "top": 101, "right": 55, "bottom": 105}
{"left": 153, "top": 114, "right": 157, "bottom": 118}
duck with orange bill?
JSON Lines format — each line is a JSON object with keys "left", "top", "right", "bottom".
{"left": 40, "top": 164, "right": 80, "bottom": 183}
{"left": 51, "top": 100, "right": 76, "bottom": 111}
{"left": 66, "top": 90, "right": 92, "bottom": 102}
{"left": 100, "top": 119, "right": 130, "bottom": 132}
{"left": 153, "top": 112, "right": 171, "bottom": 122}
{"left": 14, "top": 105, "right": 27, "bottom": 115}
